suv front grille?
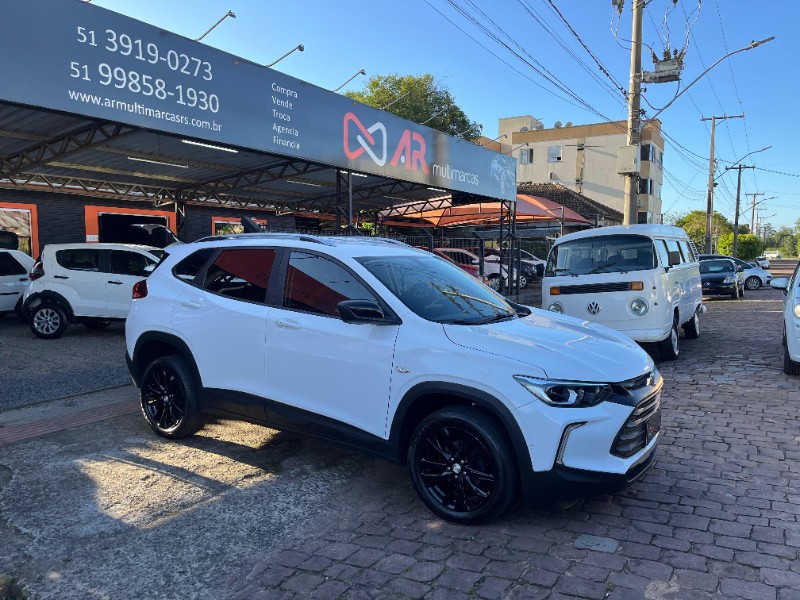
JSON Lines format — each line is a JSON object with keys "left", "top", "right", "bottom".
{"left": 612, "top": 392, "right": 661, "bottom": 458}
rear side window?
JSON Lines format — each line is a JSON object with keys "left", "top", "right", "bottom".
{"left": 202, "top": 248, "right": 276, "bottom": 304}
{"left": 0, "top": 252, "right": 26, "bottom": 275}
{"left": 283, "top": 251, "right": 377, "bottom": 317}
{"left": 172, "top": 248, "right": 215, "bottom": 283}
{"left": 678, "top": 240, "right": 695, "bottom": 263}
{"left": 110, "top": 250, "right": 154, "bottom": 276}
{"left": 56, "top": 248, "right": 100, "bottom": 271}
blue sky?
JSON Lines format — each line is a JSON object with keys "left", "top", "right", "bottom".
{"left": 89, "top": 0, "right": 797, "bottom": 232}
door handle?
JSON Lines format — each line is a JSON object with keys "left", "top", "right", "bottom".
{"left": 18, "top": 278, "right": 28, "bottom": 282}
{"left": 53, "top": 275, "right": 69, "bottom": 279}
{"left": 276, "top": 319, "right": 302, "bottom": 330}
{"left": 108, "top": 280, "right": 124, "bottom": 285}
{"left": 180, "top": 299, "right": 202, "bottom": 309}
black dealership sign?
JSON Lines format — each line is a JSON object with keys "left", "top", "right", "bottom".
{"left": 0, "top": 0, "right": 517, "bottom": 201}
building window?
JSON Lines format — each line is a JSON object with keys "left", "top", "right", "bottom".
{"left": 638, "top": 178, "right": 653, "bottom": 195}
{"left": 640, "top": 144, "right": 655, "bottom": 162}
{"left": 547, "top": 147, "right": 562, "bottom": 162}
{"left": 519, "top": 148, "right": 533, "bottom": 164}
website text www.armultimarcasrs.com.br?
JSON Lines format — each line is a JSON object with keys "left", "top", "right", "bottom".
{"left": 68, "top": 89, "right": 222, "bottom": 132}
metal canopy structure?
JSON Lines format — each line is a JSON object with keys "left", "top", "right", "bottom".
{"left": 0, "top": 0, "right": 518, "bottom": 234}
{"left": 0, "top": 102, "right": 496, "bottom": 220}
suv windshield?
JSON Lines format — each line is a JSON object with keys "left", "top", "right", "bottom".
{"left": 546, "top": 234, "right": 655, "bottom": 276}
{"left": 358, "top": 254, "right": 516, "bottom": 325}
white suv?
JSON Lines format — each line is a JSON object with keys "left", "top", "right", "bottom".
{"left": 23, "top": 243, "right": 163, "bottom": 339}
{"left": 0, "top": 249, "right": 35, "bottom": 318}
{"left": 126, "top": 234, "right": 662, "bottom": 523}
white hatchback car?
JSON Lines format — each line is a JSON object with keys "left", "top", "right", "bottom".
{"left": 23, "top": 243, "right": 163, "bottom": 338}
{"left": 771, "top": 261, "right": 800, "bottom": 375}
{"left": 0, "top": 249, "right": 35, "bottom": 318}
{"left": 126, "top": 233, "right": 662, "bottom": 523}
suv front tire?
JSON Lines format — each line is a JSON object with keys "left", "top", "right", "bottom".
{"left": 407, "top": 406, "right": 519, "bottom": 524}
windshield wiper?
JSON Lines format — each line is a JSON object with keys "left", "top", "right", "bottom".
{"left": 585, "top": 261, "right": 628, "bottom": 275}
{"left": 440, "top": 290, "right": 513, "bottom": 314}
{"left": 553, "top": 268, "right": 578, "bottom": 276}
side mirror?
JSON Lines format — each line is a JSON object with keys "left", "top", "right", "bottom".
{"left": 337, "top": 300, "right": 399, "bottom": 325}
{"left": 667, "top": 250, "right": 681, "bottom": 267}
{"left": 735, "top": 265, "right": 744, "bottom": 273}
{"left": 771, "top": 278, "right": 788, "bottom": 291}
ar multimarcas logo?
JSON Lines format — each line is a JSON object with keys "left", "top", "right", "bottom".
{"left": 343, "top": 112, "right": 429, "bottom": 174}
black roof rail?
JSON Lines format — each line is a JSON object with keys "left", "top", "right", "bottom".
{"left": 195, "top": 232, "right": 333, "bottom": 245}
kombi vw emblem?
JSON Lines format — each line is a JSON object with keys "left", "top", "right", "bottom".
{"left": 587, "top": 302, "right": 601, "bottom": 315}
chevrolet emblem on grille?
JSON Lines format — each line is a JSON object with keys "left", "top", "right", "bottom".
{"left": 587, "top": 301, "right": 601, "bottom": 315}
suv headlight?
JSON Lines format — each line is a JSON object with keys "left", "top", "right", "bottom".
{"left": 548, "top": 302, "right": 563, "bottom": 314}
{"left": 514, "top": 376, "right": 613, "bottom": 408}
{"left": 629, "top": 298, "right": 649, "bottom": 316}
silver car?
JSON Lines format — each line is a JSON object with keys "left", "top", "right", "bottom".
{"left": 699, "top": 255, "right": 772, "bottom": 290}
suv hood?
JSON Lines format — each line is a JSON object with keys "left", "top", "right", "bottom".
{"left": 443, "top": 309, "right": 653, "bottom": 383}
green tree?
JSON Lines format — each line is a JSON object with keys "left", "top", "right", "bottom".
{"left": 673, "top": 210, "right": 733, "bottom": 251}
{"left": 717, "top": 232, "right": 762, "bottom": 259}
{"left": 345, "top": 73, "right": 482, "bottom": 138}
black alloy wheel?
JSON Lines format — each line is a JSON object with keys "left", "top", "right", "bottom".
{"left": 140, "top": 355, "right": 205, "bottom": 439}
{"left": 408, "top": 407, "right": 518, "bottom": 524}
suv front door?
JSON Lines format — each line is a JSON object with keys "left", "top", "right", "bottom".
{"left": 265, "top": 250, "right": 397, "bottom": 438}
{"left": 0, "top": 251, "right": 29, "bottom": 312}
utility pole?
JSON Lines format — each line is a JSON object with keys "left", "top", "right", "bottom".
{"left": 701, "top": 114, "right": 744, "bottom": 253}
{"left": 724, "top": 164, "right": 755, "bottom": 257}
{"left": 747, "top": 192, "right": 765, "bottom": 232}
{"left": 622, "top": 0, "right": 644, "bottom": 225}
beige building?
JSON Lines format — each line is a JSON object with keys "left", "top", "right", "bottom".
{"left": 496, "top": 116, "right": 665, "bottom": 224}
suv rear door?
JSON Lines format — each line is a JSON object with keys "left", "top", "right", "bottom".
{"left": 53, "top": 247, "right": 105, "bottom": 316}
{"left": 106, "top": 249, "right": 158, "bottom": 318}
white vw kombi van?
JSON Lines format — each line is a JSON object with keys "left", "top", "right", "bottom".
{"left": 542, "top": 224, "right": 702, "bottom": 360}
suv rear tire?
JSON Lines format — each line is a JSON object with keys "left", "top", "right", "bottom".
{"left": 29, "top": 304, "right": 68, "bottom": 339}
{"left": 140, "top": 355, "right": 206, "bottom": 438}
{"left": 408, "top": 406, "right": 519, "bottom": 524}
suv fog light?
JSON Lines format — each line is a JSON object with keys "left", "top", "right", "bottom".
{"left": 630, "top": 298, "right": 649, "bottom": 316}
{"left": 548, "top": 302, "right": 563, "bottom": 314}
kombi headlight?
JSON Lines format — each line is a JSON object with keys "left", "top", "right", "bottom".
{"left": 548, "top": 302, "right": 563, "bottom": 314}
{"left": 793, "top": 303, "right": 800, "bottom": 319}
{"left": 629, "top": 298, "right": 649, "bottom": 316}
{"left": 514, "top": 376, "right": 613, "bottom": 408}
{"left": 723, "top": 275, "right": 734, "bottom": 284}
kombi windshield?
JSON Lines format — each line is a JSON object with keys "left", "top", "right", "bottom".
{"left": 546, "top": 234, "right": 656, "bottom": 276}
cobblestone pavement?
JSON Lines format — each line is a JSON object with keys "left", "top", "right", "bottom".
{"left": 228, "top": 261, "right": 800, "bottom": 600}
{"left": 2, "top": 263, "right": 798, "bottom": 600}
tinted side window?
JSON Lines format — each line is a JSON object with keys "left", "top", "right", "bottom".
{"left": 283, "top": 252, "right": 377, "bottom": 317}
{"left": 56, "top": 249, "right": 100, "bottom": 271}
{"left": 0, "top": 252, "right": 26, "bottom": 276}
{"left": 173, "top": 248, "right": 215, "bottom": 283}
{"left": 202, "top": 248, "right": 275, "bottom": 304}
{"left": 110, "top": 250, "right": 153, "bottom": 276}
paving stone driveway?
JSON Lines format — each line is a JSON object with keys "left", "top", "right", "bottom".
{"left": 229, "top": 265, "right": 800, "bottom": 600}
